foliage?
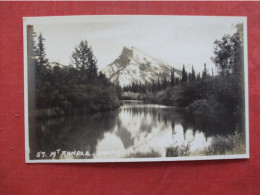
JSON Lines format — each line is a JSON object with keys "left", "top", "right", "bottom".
{"left": 186, "top": 24, "right": 245, "bottom": 133}
{"left": 125, "top": 149, "right": 161, "bottom": 158}
{"left": 202, "top": 63, "right": 208, "bottom": 80}
{"left": 170, "top": 68, "right": 175, "bottom": 86}
{"left": 205, "top": 131, "right": 245, "bottom": 155}
{"left": 166, "top": 131, "right": 246, "bottom": 157}
{"left": 71, "top": 40, "right": 98, "bottom": 76}
{"left": 181, "top": 64, "right": 188, "bottom": 82}
{"left": 123, "top": 65, "right": 198, "bottom": 94}
{"left": 34, "top": 33, "right": 53, "bottom": 108}
{"left": 211, "top": 24, "right": 244, "bottom": 77}
{"left": 31, "top": 32, "right": 121, "bottom": 117}
{"left": 190, "top": 65, "right": 196, "bottom": 81}
{"left": 166, "top": 144, "right": 190, "bottom": 157}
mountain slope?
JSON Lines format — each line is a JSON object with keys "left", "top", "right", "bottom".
{"left": 102, "top": 46, "right": 182, "bottom": 87}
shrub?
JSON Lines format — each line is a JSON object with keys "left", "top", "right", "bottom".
{"left": 166, "top": 131, "right": 246, "bottom": 157}
{"left": 125, "top": 149, "right": 161, "bottom": 158}
{"left": 166, "top": 144, "right": 190, "bottom": 157}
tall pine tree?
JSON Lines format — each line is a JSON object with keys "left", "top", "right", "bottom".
{"left": 71, "top": 40, "right": 98, "bottom": 79}
{"left": 35, "top": 33, "right": 50, "bottom": 79}
{"left": 34, "top": 33, "right": 53, "bottom": 108}
{"left": 163, "top": 77, "right": 167, "bottom": 89}
{"left": 197, "top": 72, "right": 201, "bottom": 81}
{"left": 87, "top": 47, "right": 98, "bottom": 76}
{"left": 170, "top": 69, "right": 175, "bottom": 86}
{"left": 181, "top": 65, "right": 187, "bottom": 82}
{"left": 202, "top": 63, "right": 208, "bottom": 80}
{"left": 157, "top": 77, "right": 161, "bottom": 91}
{"left": 191, "top": 65, "right": 196, "bottom": 81}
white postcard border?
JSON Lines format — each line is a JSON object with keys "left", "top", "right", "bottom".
{"left": 23, "top": 15, "right": 249, "bottom": 163}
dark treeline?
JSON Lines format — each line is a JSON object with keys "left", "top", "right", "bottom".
{"left": 123, "top": 64, "right": 211, "bottom": 93}
{"left": 27, "top": 25, "right": 122, "bottom": 118}
{"left": 123, "top": 23, "right": 245, "bottom": 134}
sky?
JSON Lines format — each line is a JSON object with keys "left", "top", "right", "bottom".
{"left": 32, "top": 15, "right": 245, "bottom": 73}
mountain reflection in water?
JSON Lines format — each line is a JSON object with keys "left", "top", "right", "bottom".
{"left": 30, "top": 102, "right": 219, "bottom": 159}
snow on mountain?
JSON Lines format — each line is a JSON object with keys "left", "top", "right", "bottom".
{"left": 102, "top": 46, "right": 182, "bottom": 87}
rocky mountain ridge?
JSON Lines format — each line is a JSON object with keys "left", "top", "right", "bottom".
{"left": 102, "top": 46, "right": 182, "bottom": 87}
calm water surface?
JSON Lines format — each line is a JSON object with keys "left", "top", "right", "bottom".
{"left": 30, "top": 101, "right": 229, "bottom": 159}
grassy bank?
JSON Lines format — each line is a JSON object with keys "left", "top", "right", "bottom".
{"left": 166, "top": 131, "right": 246, "bottom": 157}
{"left": 125, "top": 149, "right": 161, "bottom": 158}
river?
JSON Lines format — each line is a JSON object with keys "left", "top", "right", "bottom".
{"left": 29, "top": 101, "right": 241, "bottom": 160}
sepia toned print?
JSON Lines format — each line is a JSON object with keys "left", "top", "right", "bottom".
{"left": 24, "top": 16, "right": 249, "bottom": 162}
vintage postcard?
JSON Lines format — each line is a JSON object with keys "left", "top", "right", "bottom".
{"left": 24, "top": 15, "right": 249, "bottom": 162}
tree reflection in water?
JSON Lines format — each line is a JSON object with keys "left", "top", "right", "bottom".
{"left": 29, "top": 102, "right": 241, "bottom": 160}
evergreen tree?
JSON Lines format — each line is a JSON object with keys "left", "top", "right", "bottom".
{"left": 170, "top": 69, "right": 175, "bottom": 86}
{"left": 197, "top": 72, "right": 201, "bottom": 81}
{"left": 188, "top": 73, "right": 192, "bottom": 82}
{"left": 34, "top": 33, "right": 50, "bottom": 79}
{"left": 175, "top": 78, "right": 180, "bottom": 85}
{"left": 202, "top": 63, "right": 208, "bottom": 80}
{"left": 152, "top": 80, "right": 156, "bottom": 92}
{"left": 34, "top": 33, "right": 54, "bottom": 108}
{"left": 71, "top": 40, "right": 98, "bottom": 78}
{"left": 191, "top": 65, "right": 196, "bottom": 81}
{"left": 211, "top": 23, "right": 245, "bottom": 121}
{"left": 147, "top": 82, "right": 152, "bottom": 92}
{"left": 87, "top": 48, "right": 98, "bottom": 76}
{"left": 181, "top": 65, "right": 187, "bottom": 82}
{"left": 157, "top": 77, "right": 161, "bottom": 91}
{"left": 163, "top": 77, "right": 167, "bottom": 89}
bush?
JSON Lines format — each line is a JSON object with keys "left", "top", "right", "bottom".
{"left": 166, "top": 131, "right": 246, "bottom": 157}
{"left": 125, "top": 149, "right": 161, "bottom": 158}
{"left": 204, "top": 131, "right": 246, "bottom": 155}
{"left": 35, "top": 66, "right": 121, "bottom": 118}
{"left": 166, "top": 144, "right": 190, "bottom": 157}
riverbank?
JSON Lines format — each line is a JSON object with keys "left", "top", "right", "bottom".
{"left": 166, "top": 131, "right": 246, "bottom": 157}
{"left": 33, "top": 101, "right": 120, "bottom": 119}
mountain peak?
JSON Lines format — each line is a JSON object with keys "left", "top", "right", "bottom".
{"left": 120, "top": 46, "right": 134, "bottom": 59}
{"left": 102, "top": 46, "right": 182, "bottom": 87}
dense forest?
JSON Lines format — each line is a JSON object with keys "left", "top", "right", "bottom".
{"left": 122, "top": 64, "right": 209, "bottom": 94}
{"left": 27, "top": 25, "right": 122, "bottom": 118}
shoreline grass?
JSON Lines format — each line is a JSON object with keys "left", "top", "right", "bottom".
{"left": 125, "top": 149, "right": 162, "bottom": 158}
{"left": 166, "top": 131, "right": 246, "bottom": 157}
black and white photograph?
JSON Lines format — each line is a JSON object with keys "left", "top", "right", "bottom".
{"left": 24, "top": 15, "right": 249, "bottom": 162}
